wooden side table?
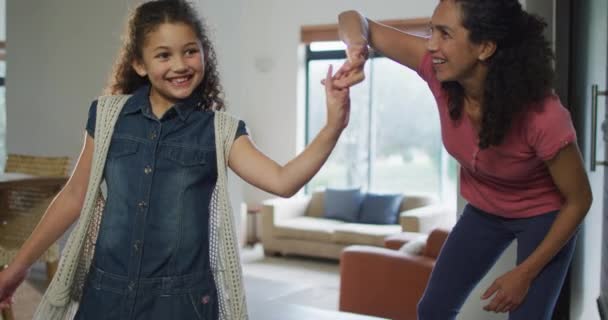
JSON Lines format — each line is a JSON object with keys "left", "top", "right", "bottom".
{"left": 246, "top": 204, "right": 262, "bottom": 246}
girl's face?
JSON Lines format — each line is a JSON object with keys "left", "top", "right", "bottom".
{"left": 132, "top": 22, "right": 205, "bottom": 109}
{"left": 427, "top": 0, "right": 493, "bottom": 83}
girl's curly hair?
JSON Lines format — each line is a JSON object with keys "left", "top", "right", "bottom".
{"left": 441, "top": 0, "right": 554, "bottom": 148}
{"left": 105, "top": 0, "right": 224, "bottom": 111}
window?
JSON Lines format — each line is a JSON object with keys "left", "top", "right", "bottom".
{"left": 303, "top": 40, "right": 456, "bottom": 205}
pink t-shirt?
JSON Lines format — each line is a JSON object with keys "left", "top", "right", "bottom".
{"left": 417, "top": 52, "right": 576, "bottom": 218}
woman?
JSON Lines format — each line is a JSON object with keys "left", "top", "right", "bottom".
{"left": 332, "top": 1, "right": 592, "bottom": 319}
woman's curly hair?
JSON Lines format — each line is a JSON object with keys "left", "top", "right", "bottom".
{"left": 441, "top": 0, "right": 554, "bottom": 148}
{"left": 105, "top": 0, "right": 225, "bottom": 111}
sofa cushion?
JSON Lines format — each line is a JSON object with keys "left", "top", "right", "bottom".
{"left": 274, "top": 216, "right": 345, "bottom": 242}
{"left": 333, "top": 223, "right": 402, "bottom": 247}
{"left": 323, "top": 188, "right": 364, "bottom": 222}
{"left": 358, "top": 193, "right": 404, "bottom": 224}
{"left": 384, "top": 231, "right": 425, "bottom": 250}
{"left": 398, "top": 235, "right": 428, "bottom": 255}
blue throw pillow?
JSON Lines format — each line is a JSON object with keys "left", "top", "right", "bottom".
{"left": 358, "top": 193, "right": 404, "bottom": 225}
{"left": 323, "top": 188, "right": 364, "bottom": 222}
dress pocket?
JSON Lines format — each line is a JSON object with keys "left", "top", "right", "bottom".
{"left": 158, "top": 145, "right": 215, "bottom": 184}
{"left": 140, "top": 288, "right": 216, "bottom": 320}
{"left": 75, "top": 281, "right": 124, "bottom": 320}
{"left": 105, "top": 138, "right": 140, "bottom": 182}
{"left": 108, "top": 138, "right": 139, "bottom": 158}
{"left": 161, "top": 146, "right": 207, "bottom": 167}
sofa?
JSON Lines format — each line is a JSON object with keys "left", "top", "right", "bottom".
{"left": 339, "top": 229, "right": 451, "bottom": 320}
{"left": 259, "top": 190, "right": 453, "bottom": 260}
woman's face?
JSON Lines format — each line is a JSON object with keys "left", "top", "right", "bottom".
{"left": 427, "top": 0, "right": 489, "bottom": 83}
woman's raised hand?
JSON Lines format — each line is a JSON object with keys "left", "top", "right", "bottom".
{"left": 323, "top": 43, "right": 369, "bottom": 89}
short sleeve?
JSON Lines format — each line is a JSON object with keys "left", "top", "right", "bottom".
{"left": 234, "top": 120, "right": 248, "bottom": 141}
{"left": 527, "top": 95, "right": 577, "bottom": 161}
{"left": 416, "top": 52, "right": 443, "bottom": 95}
{"left": 417, "top": 51, "right": 435, "bottom": 83}
{"left": 85, "top": 100, "right": 98, "bottom": 138}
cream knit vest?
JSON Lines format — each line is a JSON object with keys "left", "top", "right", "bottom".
{"left": 33, "top": 95, "right": 248, "bottom": 319}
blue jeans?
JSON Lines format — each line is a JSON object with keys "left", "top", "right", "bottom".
{"left": 417, "top": 204, "right": 577, "bottom": 320}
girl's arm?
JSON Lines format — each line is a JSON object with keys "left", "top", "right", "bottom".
{"left": 0, "top": 132, "right": 94, "bottom": 300}
{"left": 333, "top": 10, "right": 428, "bottom": 88}
{"left": 482, "top": 142, "right": 592, "bottom": 312}
{"left": 228, "top": 66, "right": 349, "bottom": 197}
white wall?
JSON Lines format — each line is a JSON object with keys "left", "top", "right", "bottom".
{"left": 6, "top": 0, "right": 131, "bottom": 157}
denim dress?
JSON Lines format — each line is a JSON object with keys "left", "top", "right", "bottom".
{"left": 74, "top": 86, "right": 247, "bottom": 320}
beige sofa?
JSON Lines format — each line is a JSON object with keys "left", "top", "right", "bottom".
{"left": 260, "top": 191, "right": 453, "bottom": 260}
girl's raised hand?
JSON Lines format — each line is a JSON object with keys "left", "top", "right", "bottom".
{"left": 324, "top": 64, "right": 350, "bottom": 134}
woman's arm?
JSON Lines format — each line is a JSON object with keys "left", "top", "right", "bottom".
{"left": 482, "top": 142, "right": 592, "bottom": 312}
{"left": 517, "top": 142, "right": 591, "bottom": 276}
{"left": 228, "top": 66, "right": 349, "bottom": 197}
{"left": 333, "top": 10, "right": 428, "bottom": 88}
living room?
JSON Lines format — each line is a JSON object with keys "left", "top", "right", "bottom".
{"left": 0, "top": 0, "right": 606, "bottom": 320}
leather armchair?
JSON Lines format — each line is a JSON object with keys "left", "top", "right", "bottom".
{"left": 339, "top": 229, "right": 450, "bottom": 320}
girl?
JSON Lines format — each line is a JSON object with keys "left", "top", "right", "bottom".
{"left": 0, "top": 1, "right": 349, "bottom": 319}
{"left": 333, "top": 1, "right": 592, "bottom": 319}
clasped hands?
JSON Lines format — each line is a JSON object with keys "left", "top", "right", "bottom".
{"left": 321, "top": 43, "right": 369, "bottom": 89}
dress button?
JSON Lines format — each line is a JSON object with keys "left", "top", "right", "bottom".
{"left": 138, "top": 201, "right": 147, "bottom": 208}
{"left": 133, "top": 240, "right": 142, "bottom": 251}
{"left": 149, "top": 132, "right": 157, "bottom": 140}
{"left": 144, "top": 166, "right": 152, "bottom": 174}
{"left": 128, "top": 281, "right": 135, "bottom": 291}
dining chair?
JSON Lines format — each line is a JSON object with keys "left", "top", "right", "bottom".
{"left": 0, "top": 154, "right": 70, "bottom": 320}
